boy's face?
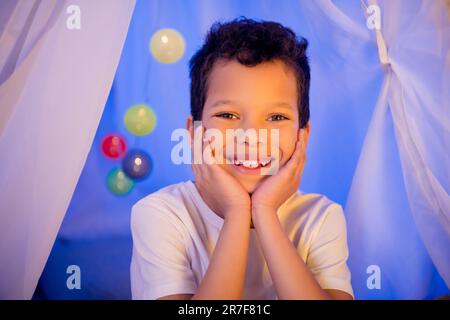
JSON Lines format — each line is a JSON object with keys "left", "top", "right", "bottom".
{"left": 188, "top": 58, "right": 307, "bottom": 194}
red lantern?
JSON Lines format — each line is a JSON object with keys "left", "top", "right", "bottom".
{"left": 101, "top": 134, "right": 127, "bottom": 159}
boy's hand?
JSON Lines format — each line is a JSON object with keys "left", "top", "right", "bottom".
{"left": 251, "top": 129, "right": 307, "bottom": 214}
{"left": 192, "top": 130, "right": 251, "bottom": 221}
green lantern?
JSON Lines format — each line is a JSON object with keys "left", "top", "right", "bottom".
{"left": 106, "top": 167, "right": 134, "bottom": 195}
{"left": 124, "top": 104, "right": 157, "bottom": 136}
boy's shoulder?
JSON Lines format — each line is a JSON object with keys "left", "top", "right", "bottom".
{"left": 132, "top": 180, "right": 191, "bottom": 213}
{"left": 130, "top": 181, "right": 197, "bottom": 235}
{"left": 289, "top": 190, "right": 342, "bottom": 209}
{"left": 280, "top": 190, "right": 345, "bottom": 226}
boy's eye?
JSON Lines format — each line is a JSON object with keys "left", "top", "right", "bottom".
{"left": 268, "top": 114, "right": 289, "bottom": 121}
{"left": 215, "top": 112, "right": 239, "bottom": 120}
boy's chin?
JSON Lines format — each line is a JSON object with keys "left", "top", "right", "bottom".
{"left": 237, "top": 176, "right": 266, "bottom": 195}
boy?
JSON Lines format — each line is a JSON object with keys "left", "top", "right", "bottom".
{"left": 130, "top": 18, "right": 354, "bottom": 300}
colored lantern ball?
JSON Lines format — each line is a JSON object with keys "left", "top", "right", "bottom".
{"left": 150, "top": 28, "right": 185, "bottom": 64}
{"left": 106, "top": 167, "right": 134, "bottom": 195}
{"left": 122, "top": 149, "right": 152, "bottom": 180}
{"left": 101, "top": 134, "right": 127, "bottom": 159}
{"left": 124, "top": 104, "right": 157, "bottom": 136}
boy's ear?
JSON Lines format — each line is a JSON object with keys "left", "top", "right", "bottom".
{"left": 300, "top": 121, "right": 311, "bottom": 148}
{"left": 186, "top": 115, "right": 194, "bottom": 145}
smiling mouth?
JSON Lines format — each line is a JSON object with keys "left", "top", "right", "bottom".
{"left": 225, "top": 156, "right": 273, "bottom": 170}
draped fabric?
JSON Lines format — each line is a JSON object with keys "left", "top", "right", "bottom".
{"left": 0, "top": 0, "right": 135, "bottom": 299}
{"left": 344, "top": 0, "right": 450, "bottom": 298}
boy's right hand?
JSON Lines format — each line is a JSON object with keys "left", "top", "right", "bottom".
{"left": 191, "top": 129, "right": 251, "bottom": 222}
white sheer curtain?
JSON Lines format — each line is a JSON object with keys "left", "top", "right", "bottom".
{"left": 0, "top": 0, "right": 135, "bottom": 299}
{"left": 331, "top": 0, "right": 450, "bottom": 298}
{"left": 299, "top": 0, "right": 449, "bottom": 298}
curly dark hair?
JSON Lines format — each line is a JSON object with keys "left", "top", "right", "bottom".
{"left": 189, "top": 17, "right": 310, "bottom": 128}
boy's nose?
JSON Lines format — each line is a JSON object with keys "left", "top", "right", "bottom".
{"left": 241, "top": 117, "right": 265, "bottom": 132}
{"left": 233, "top": 127, "right": 272, "bottom": 149}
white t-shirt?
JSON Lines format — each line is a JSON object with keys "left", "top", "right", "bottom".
{"left": 130, "top": 180, "right": 353, "bottom": 299}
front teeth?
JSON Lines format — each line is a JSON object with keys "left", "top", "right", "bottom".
{"left": 234, "top": 158, "right": 271, "bottom": 168}
{"left": 260, "top": 158, "right": 271, "bottom": 166}
{"left": 244, "top": 160, "right": 259, "bottom": 168}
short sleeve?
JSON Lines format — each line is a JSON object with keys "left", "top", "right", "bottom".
{"left": 130, "top": 198, "right": 197, "bottom": 299}
{"left": 306, "top": 204, "right": 354, "bottom": 298}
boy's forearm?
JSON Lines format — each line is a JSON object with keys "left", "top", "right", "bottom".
{"left": 192, "top": 213, "right": 251, "bottom": 300}
{"left": 252, "top": 206, "right": 330, "bottom": 300}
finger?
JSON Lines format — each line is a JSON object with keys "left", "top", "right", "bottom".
{"left": 196, "top": 140, "right": 218, "bottom": 183}
{"left": 191, "top": 163, "right": 203, "bottom": 179}
{"left": 282, "top": 131, "right": 305, "bottom": 174}
{"left": 193, "top": 125, "right": 212, "bottom": 169}
{"left": 290, "top": 134, "right": 304, "bottom": 165}
{"left": 193, "top": 130, "right": 209, "bottom": 173}
{"left": 294, "top": 129, "right": 307, "bottom": 173}
{"left": 191, "top": 125, "right": 205, "bottom": 164}
{"left": 205, "top": 134, "right": 226, "bottom": 165}
{"left": 298, "top": 128, "right": 307, "bottom": 157}
{"left": 203, "top": 138, "right": 217, "bottom": 166}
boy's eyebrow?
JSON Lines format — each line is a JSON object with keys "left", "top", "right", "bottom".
{"left": 210, "top": 99, "right": 294, "bottom": 110}
{"left": 209, "top": 99, "right": 240, "bottom": 109}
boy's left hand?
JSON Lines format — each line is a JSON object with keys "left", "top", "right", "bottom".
{"left": 251, "top": 129, "right": 307, "bottom": 214}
